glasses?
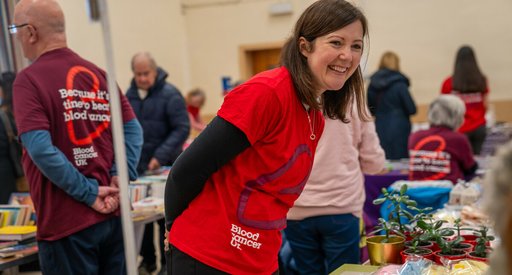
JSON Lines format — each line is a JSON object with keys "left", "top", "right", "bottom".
{"left": 8, "top": 23, "right": 29, "bottom": 34}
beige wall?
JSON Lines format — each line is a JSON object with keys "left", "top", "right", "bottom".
{"left": 59, "top": 0, "right": 511, "bottom": 118}
{"left": 59, "top": 0, "right": 189, "bottom": 94}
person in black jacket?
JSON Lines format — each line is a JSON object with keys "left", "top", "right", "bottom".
{"left": 126, "top": 52, "right": 190, "bottom": 275}
{"left": 367, "top": 51, "right": 417, "bottom": 160}
{"left": 0, "top": 71, "right": 18, "bottom": 204}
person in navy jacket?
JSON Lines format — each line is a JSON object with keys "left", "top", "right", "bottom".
{"left": 126, "top": 52, "right": 189, "bottom": 275}
{"left": 368, "top": 51, "right": 417, "bottom": 160}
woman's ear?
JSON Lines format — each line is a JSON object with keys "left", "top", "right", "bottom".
{"left": 299, "top": 37, "right": 312, "bottom": 58}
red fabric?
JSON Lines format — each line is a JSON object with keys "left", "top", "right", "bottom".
{"left": 440, "top": 77, "right": 488, "bottom": 133}
{"left": 408, "top": 126, "right": 476, "bottom": 183}
{"left": 170, "top": 67, "right": 324, "bottom": 274}
{"left": 187, "top": 105, "right": 200, "bottom": 121}
{"left": 13, "top": 48, "right": 135, "bottom": 241}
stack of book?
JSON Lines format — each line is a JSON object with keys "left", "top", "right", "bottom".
{"left": 129, "top": 179, "right": 152, "bottom": 203}
{"left": 0, "top": 226, "right": 37, "bottom": 258}
{"left": 131, "top": 197, "right": 164, "bottom": 221}
{"left": 0, "top": 225, "right": 37, "bottom": 241}
{"left": 0, "top": 242, "right": 37, "bottom": 258}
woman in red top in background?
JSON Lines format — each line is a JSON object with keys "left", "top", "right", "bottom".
{"left": 441, "top": 45, "right": 488, "bottom": 155}
{"left": 186, "top": 88, "right": 207, "bottom": 133}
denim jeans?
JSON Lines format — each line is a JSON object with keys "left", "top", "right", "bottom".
{"left": 285, "top": 214, "right": 360, "bottom": 275}
{"left": 38, "top": 217, "right": 126, "bottom": 275}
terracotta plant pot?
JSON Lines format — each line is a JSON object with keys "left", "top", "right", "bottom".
{"left": 400, "top": 248, "right": 434, "bottom": 263}
{"left": 433, "top": 249, "right": 466, "bottom": 265}
{"left": 366, "top": 235, "right": 405, "bottom": 265}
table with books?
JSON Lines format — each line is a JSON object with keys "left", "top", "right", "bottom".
{"left": 0, "top": 193, "right": 38, "bottom": 272}
{"left": 0, "top": 225, "right": 38, "bottom": 272}
{"left": 0, "top": 172, "right": 168, "bottom": 272}
{"left": 130, "top": 171, "right": 167, "bottom": 252}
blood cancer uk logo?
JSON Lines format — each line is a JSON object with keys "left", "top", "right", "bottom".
{"left": 409, "top": 135, "right": 451, "bottom": 180}
{"left": 59, "top": 66, "right": 111, "bottom": 166}
{"left": 230, "top": 224, "right": 262, "bottom": 251}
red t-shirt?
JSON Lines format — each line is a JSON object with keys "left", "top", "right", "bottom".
{"left": 408, "top": 126, "right": 476, "bottom": 183}
{"left": 13, "top": 48, "right": 135, "bottom": 241}
{"left": 441, "top": 76, "right": 488, "bottom": 133}
{"left": 187, "top": 105, "right": 200, "bottom": 121}
{"left": 170, "top": 67, "right": 324, "bottom": 274}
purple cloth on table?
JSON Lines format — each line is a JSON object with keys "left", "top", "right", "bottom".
{"left": 363, "top": 170, "right": 408, "bottom": 234}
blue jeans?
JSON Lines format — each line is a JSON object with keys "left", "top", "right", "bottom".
{"left": 285, "top": 214, "right": 360, "bottom": 275}
{"left": 38, "top": 217, "right": 126, "bottom": 275}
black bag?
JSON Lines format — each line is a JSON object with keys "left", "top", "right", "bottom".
{"left": 0, "top": 109, "right": 24, "bottom": 178}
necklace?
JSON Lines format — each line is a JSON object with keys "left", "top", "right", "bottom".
{"left": 306, "top": 110, "right": 316, "bottom": 140}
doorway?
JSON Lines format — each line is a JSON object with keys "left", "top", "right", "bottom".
{"left": 239, "top": 41, "right": 283, "bottom": 81}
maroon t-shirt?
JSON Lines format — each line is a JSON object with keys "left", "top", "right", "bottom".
{"left": 13, "top": 48, "right": 135, "bottom": 241}
{"left": 408, "top": 126, "right": 476, "bottom": 184}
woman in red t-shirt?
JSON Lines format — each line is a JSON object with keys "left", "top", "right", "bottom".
{"left": 441, "top": 45, "right": 488, "bottom": 155}
{"left": 164, "top": 0, "right": 371, "bottom": 274}
{"left": 186, "top": 88, "right": 207, "bottom": 133}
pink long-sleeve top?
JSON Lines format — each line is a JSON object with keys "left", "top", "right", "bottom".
{"left": 287, "top": 110, "right": 386, "bottom": 220}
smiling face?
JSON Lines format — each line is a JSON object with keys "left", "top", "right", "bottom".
{"left": 300, "top": 20, "right": 364, "bottom": 96}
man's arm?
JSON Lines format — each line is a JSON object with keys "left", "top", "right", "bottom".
{"left": 21, "top": 130, "right": 101, "bottom": 206}
{"left": 153, "top": 93, "right": 190, "bottom": 166}
{"left": 110, "top": 118, "right": 143, "bottom": 180}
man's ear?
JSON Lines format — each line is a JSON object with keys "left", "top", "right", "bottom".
{"left": 27, "top": 25, "right": 38, "bottom": 44}
{"left": 298, "top": 37, "right": 312, "bottom": 58}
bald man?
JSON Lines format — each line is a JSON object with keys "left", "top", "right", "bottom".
{"left": 10, "top": 0, "right": 143, "bottom": 274}
{"left": 126, "top": 52, "right": 189, "bottom": 275}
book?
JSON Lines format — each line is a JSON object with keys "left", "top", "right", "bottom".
{"left": 131, "top": 197, "right": 164, "bottom": 221}
{"left": 0, "top": 242, "right": 37, "bottom": 258}
{"left": 0, "top": 205, "right": 31, "bottom": 226}
{"left": 0, "top": 226, "right": 37, "bottom": 241}
{"left": 0, "top": 210, "right": 11, "bottom": 227}
{"left": 330, "top": 264, "right": 379, "bottom": 275}
{"left": 8, "top": 192, "right": 36, "bottom": 225}
{"left": 9, "top": 193, "right": 34, "bottom": 210}
{"left": 0, "top": 240, "right": 18, "bottom": 249}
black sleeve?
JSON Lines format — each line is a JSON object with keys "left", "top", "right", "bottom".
{"left": 464, "top": 162, "right": 478, "bottom": 177}
{"left": 164, "top": 116, "right": 250, "bottom": 230}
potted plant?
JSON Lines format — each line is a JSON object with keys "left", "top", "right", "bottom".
{"left": 373, "top": 184, "right": 417, "bottom": 236}
{"left": 417, "top": 218, "right": 453, "bottom": 252}
{"left": 400, "top": 239, "right": 434, "bottom": 263}
{"left": 366, "top": 218, "right": 405, "bottom": 265}
{"left": 404, "top": 206, "right": 434, "bottom": 246}
{"left": 449, "top": 218, "right": 473, "bottom": 252}
{"left": 432, "top": 236, "right": 467, "bottom": 264}
{"left": 467, "top": 226, "right": 495, "bottom": 263}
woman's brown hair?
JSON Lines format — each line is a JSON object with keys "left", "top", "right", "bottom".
{"left": 281, "top": 0, "right": 370, "bottom": 122}
{"left": 452, "top": 45, "right": 487, "bottom": 94}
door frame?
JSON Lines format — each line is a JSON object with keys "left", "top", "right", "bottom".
{"left": 238, "top": 41, "right": 284, "bottom": 81}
